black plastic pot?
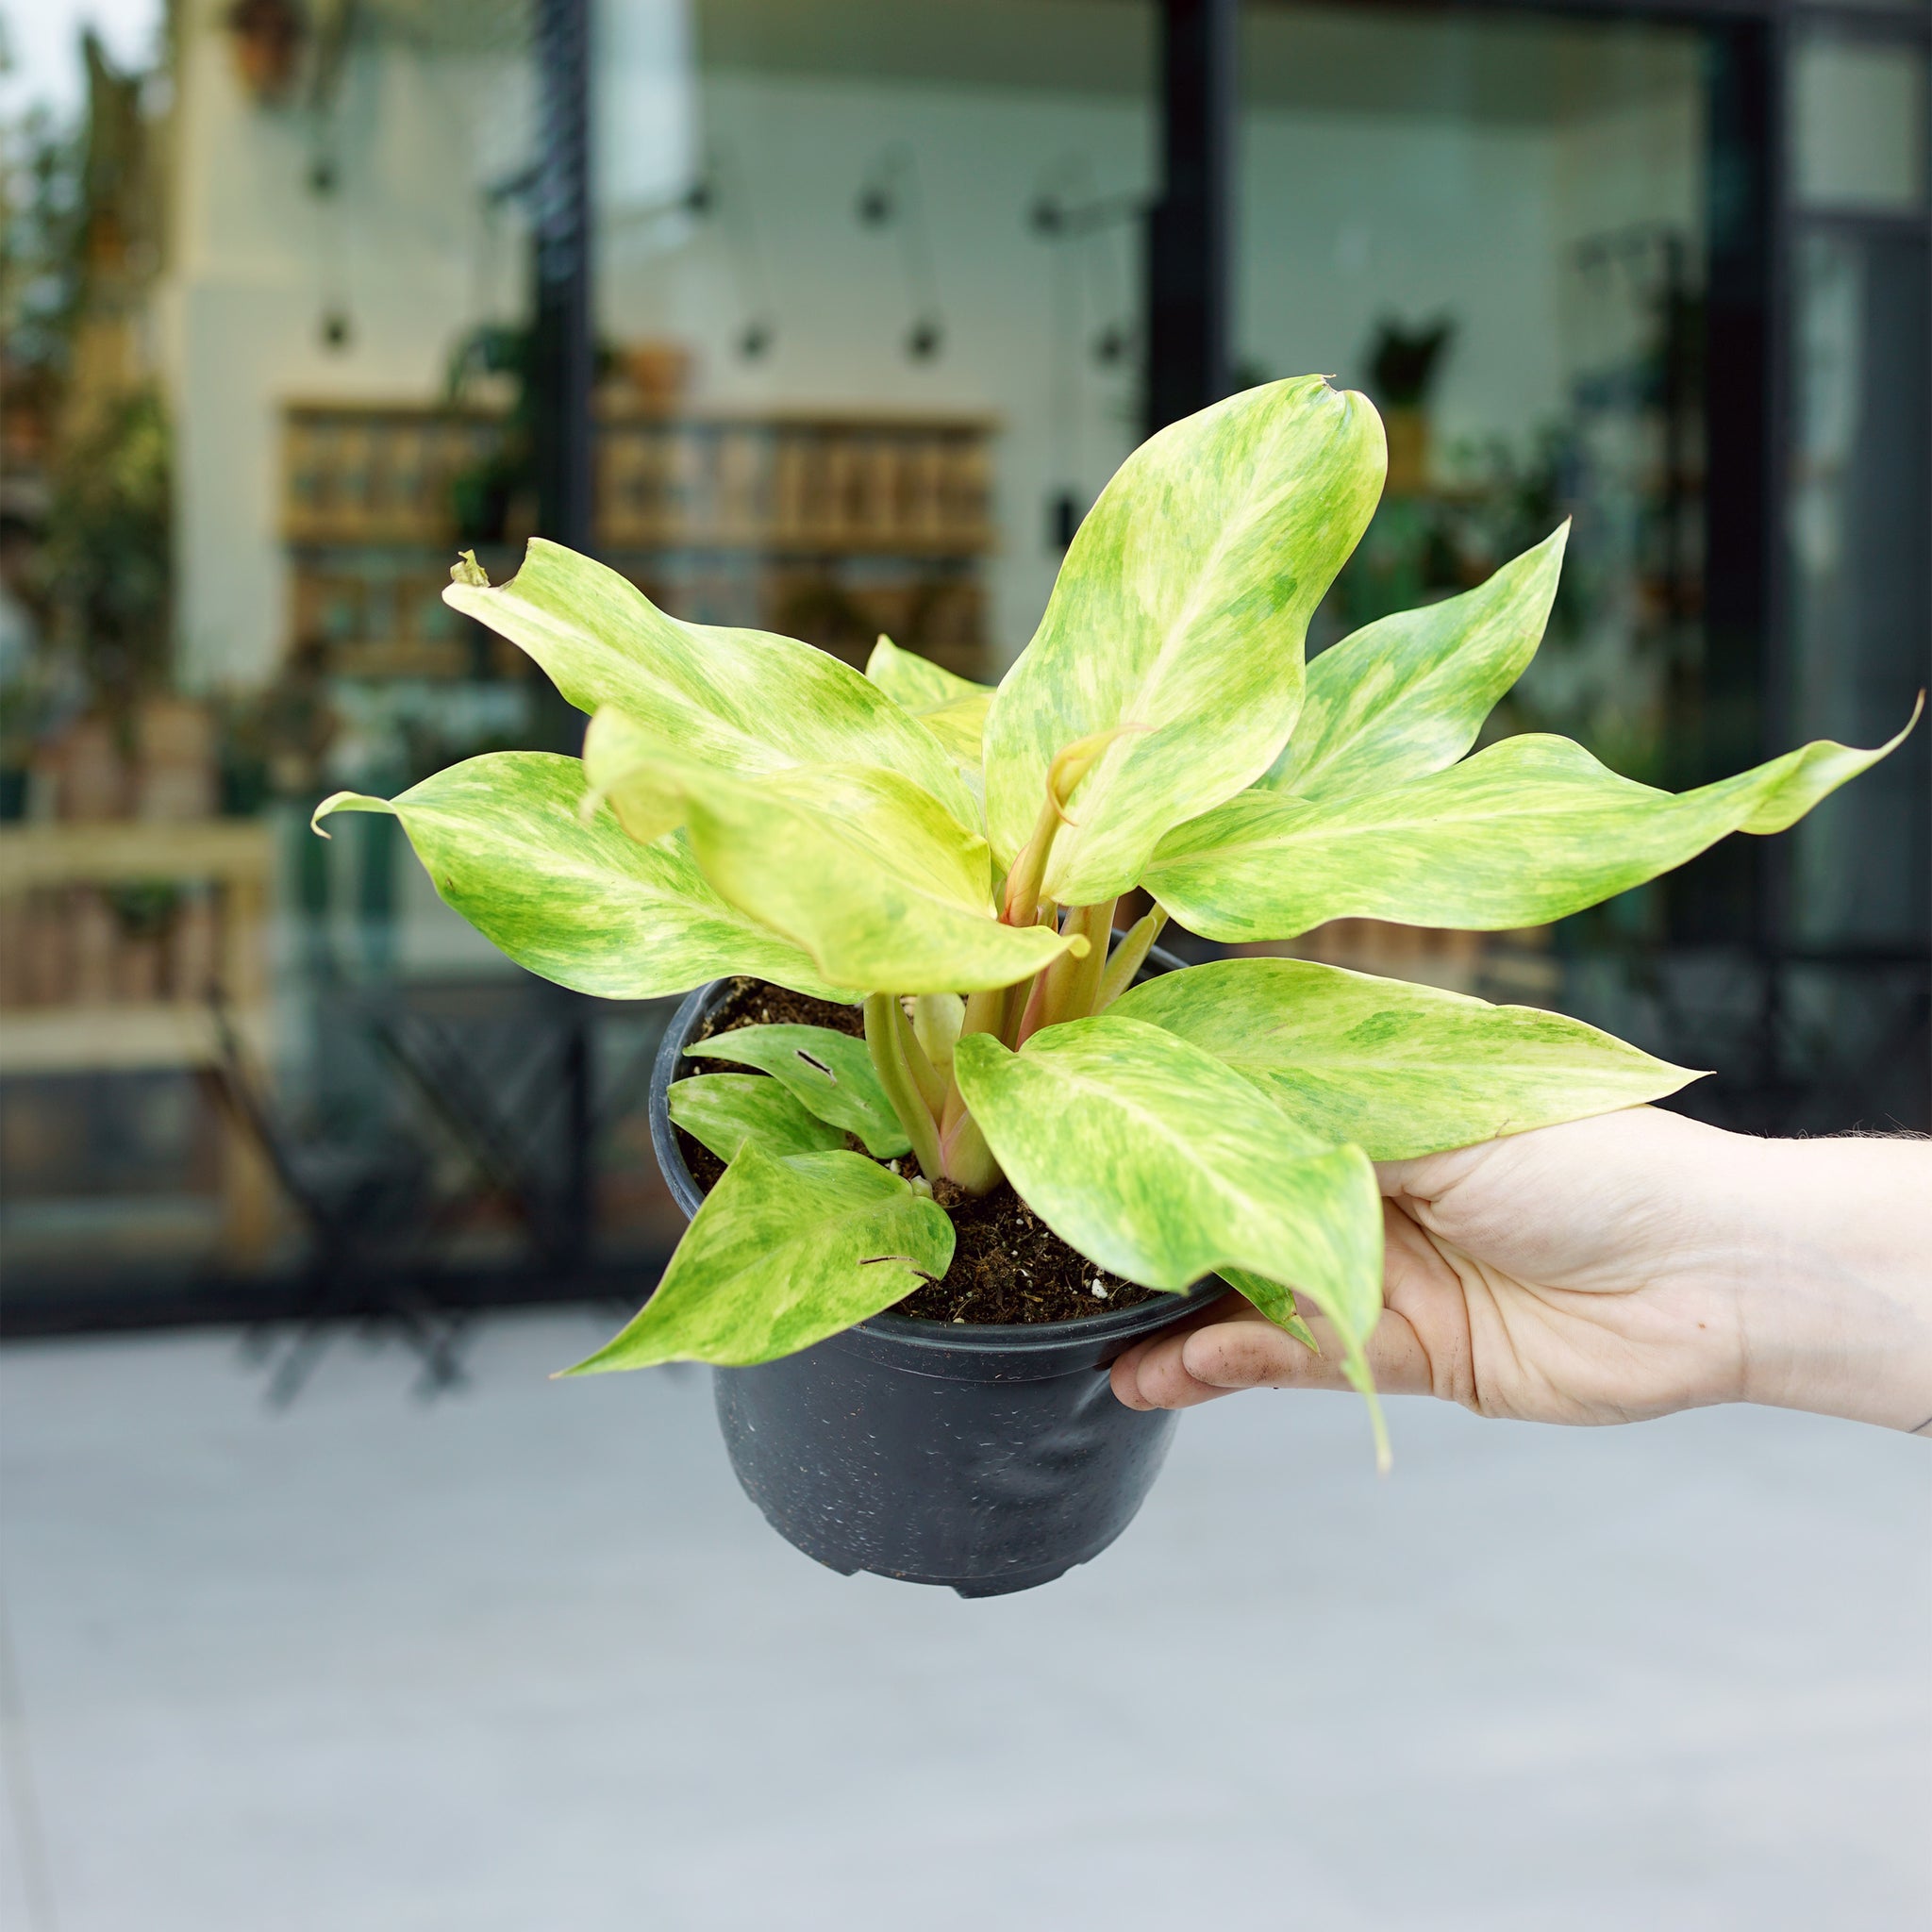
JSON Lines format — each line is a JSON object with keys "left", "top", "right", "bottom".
{"left": 647, "top": 948, "right": 1221, "bottom": 1596}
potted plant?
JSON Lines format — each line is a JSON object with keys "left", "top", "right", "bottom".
{"left": 315, "top": 377, "right": 1914, "bottom": 1594}
{"left": 1367, "top": 314, "right": 1454, "bottom": 492}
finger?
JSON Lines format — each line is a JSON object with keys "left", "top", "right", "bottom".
{"left": 1108, "top": 1290, "right": 1238, "bottom": 1410}
{"left": 1115, "top": 1305, "right": 1437, "bottom": 1410}
{"left": 1183, "top": 1306, "right": 1436, "bottom": 1396}
{"left": 1110, "top": 1324, "right": 1245, "bottom": 1409}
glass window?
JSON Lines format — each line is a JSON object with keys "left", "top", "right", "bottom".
{"left": 1792, "top": 32, "right": 1929, "bottom": 214}
{"left": 1, "top": 0, "right": 1156, "bottom": 1313}
{"left": 1236, "top": 4, "right": 1709, "bottom": 993}
{"left": 1788, "top": 225, "right": 1932, "bottom": 949}
{"left": 603, "top": 0, "right": 1155, "bottom": 674}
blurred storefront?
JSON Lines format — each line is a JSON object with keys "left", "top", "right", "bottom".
{"left": 1, "top": 0, "right": 1926, "bottom": 1331}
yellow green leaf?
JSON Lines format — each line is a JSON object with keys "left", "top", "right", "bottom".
{"left": 446, "top": 540, "right": 977, "bottom": 825}
{"left": 1146, "top": 711, "right": 1920, "bottom": 941}
{"left": 864, "top": 634, "right": 992, "bottom": 710}
{"left": 1261, "top": 522, "right": 1569, "bottom": 801}
{"left": 952, "top": 1015, "right": 1385, "bottom": 1361}
{"left": 685, "top": 1024, "right": 909, "bottom": 1158}
{"left": 1112, "top": 957, "right": 1701, "bottom": 1158}
{"left": 311, "top": 753, "right": 853, "bottom": 1002}
{"left": 1217, "top": 1271, "right": 1322, "bottom": 1354}
{"left": 584, "top": 708, "right": 1076, "bottom": 994}
{"left": 666, "top": 1074, "right": 846, "bottom": 1163}
{"left": 562, "top": 1148, "right": 954, "bottom": 1372}
{"left": 983, "top": 378, "right": 1385, "bottom": 905}
{"left": 863, "top": 638, "right": 992, "bottom": 815}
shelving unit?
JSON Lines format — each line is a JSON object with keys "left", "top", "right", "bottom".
{"left": 0, "top": 820, "right": 278, "bottom": 1258}
{"left": 281, "top": 401, "right": 998, "bottom": 682}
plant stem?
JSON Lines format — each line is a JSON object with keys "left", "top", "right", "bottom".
{"left": 863, "top": 992, "right": 942, "bottom": 1180}
{"left": 910, "top": 994, "right": 963, "bottom": 1078}
{"left": 997, "top": 722, "right": 1139, "bottom": 926}
{"left": 1000, "top": 793, "right": 1062, "bottom": 926}
{"left": 939, "top": 1104, "right": 1002, "bottom": 1196}
{"left": 959, "top": 982, "right": 1006, "bottom": 1040}
{"left": 1095, "top": 905, "right": 1168, "bottom": 1009}
{"left": 1021, "top": 897, "right": 1115, "bottom": 1044}
{"left": 893, "top": 997, "right": 948, "bottom": 1116}
{"left": 998, "top": 972, "right": 1034, "bottom": 1048}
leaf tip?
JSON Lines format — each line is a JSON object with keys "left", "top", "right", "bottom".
{"left": 308, "top": 791, "right": 358, "bottom": 839}
{"left": 449, "top": 548, "right": 491, "bottom": 589}
{"left": 1344, "top": 1351, "right": 1391, "bottom": 1474}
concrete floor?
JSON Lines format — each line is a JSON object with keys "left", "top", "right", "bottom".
{"left": 2, "top": 1311, "right": 1926, "bottom": 1932}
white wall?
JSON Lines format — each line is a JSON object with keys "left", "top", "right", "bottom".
{"left": 160, "top": 0, "right": 531, "bottom": 688}
{"left": 1237, "top": 108, "right": 1565, "bottom": 450}
{"left": 602, "top": 68, "right": 1152, "bottom": 663}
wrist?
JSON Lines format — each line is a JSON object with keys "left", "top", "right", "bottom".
{"left": 1728, "top": 1135, "right": 1932, "bottom": 1433}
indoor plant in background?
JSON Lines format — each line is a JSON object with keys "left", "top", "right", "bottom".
{"left": 314, "top": 377, "right": 1915, "bottom": 1594}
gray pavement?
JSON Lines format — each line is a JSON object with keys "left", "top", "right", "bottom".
{"left": 2, "top": 1310, "right": 1926, "bottom": 1931}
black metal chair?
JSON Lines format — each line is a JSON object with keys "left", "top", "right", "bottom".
{"left": 208, "top": 994, "right": 472, "bottom": 1405}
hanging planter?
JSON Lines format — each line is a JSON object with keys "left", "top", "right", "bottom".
{"left": 315, "top": 379, "right": 1915, "bottom": 1593}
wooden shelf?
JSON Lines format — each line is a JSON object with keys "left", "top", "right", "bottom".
{"left": 282, "top": 397, "right": 998, "bottom": 432}
{"left": 589, "top": 529, "right": 994, "bottom": 558}
{"left": 0, "top": 1001, "right": 271, "bottom": 1077}
{"left": 1, "top": 818, "right": 275, "bottom": 1041}
{"left": 280, "top": 403, "right": 996, "bottom": 558}
{"left": 0, "top": 819, "right": 280, "bottom": 1259}
{"left": 0, "top": 819, "right": 274, "bottom": 891}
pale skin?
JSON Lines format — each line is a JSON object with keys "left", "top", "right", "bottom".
{"left": 1110, "top": 1108, "right": 1932, "bottom": 1438}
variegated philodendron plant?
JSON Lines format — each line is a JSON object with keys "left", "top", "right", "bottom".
{"left": 317, "top": 378, "right": 1916, "bottom": 1463}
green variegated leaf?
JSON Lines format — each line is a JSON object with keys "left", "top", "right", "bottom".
{"left": 1112, "top": 957, "right": 1701, "bottom": 1158}
{"left": 1217, "top": 1269, "right": 1320, "bottom": 1353}
{"left": 685, "top": 1024, "right": 908, "bottom": 1158}
{"left": 915, "top": 692, "right": 991, "bottom": 788}
{"left": 584, "top": 708, "right": 1075, "bottom": 994}
{"left": 1212, "top": 1264, "right": 1375, "bottom": 1458}
{"left": 311, "top": 753, "right": 854, "bottom": 1002}
{"left": 1260, "top": 523, "right": 1569, "bottom": 800}
{"left": 952, "top": 1016, "right": 1385, "bottom": 1362}
{"left": 446, "top": 541, "right": 977, "bottom": 826}
{"left": 861, "top": 641, "right": 992, "bottom": 816}
{"left": 1145, "top": 710, "right": 1920, "bottom": 941}
{"left": 562, "top": 1147, "right": 953, "bottom": 1372}
{"left": 864, "top": 634, "right": 993, "bottom": 711}
{"left": 666, "top": 1073, "right": 845, "bottom": 1163}
{"left": 983, "top": 378, "right": 1385, "bottom": 904}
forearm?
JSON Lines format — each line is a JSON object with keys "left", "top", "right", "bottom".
{"left": 1730, "top": 1135, "right": 1932, "bottom": 1434}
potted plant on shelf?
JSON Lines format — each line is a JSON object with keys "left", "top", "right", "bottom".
{"left": 315, "top": 377, "right": 1915, "bottom": 1596}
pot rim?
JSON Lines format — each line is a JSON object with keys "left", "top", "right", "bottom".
{"left": 647, "top": 945, "right": 1229, "bottom": 1365}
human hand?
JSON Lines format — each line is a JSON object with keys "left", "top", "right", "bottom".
{"left": 1109, "top": 1107, "right": 1932, "bottom": 1435}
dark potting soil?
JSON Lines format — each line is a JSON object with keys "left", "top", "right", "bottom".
{"left": 673, "top": 977, "right": 1159, "bottom": 1326}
